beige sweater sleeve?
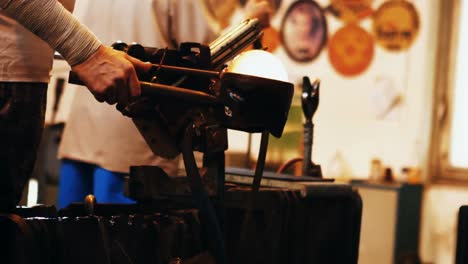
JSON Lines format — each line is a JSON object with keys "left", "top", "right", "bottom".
{"left": 0, "top": 0, "right": 101, "bottom": 66}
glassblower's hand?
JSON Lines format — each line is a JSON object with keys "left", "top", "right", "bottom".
{"left": 72, "top": 45, "right": 152, "bottom": 105}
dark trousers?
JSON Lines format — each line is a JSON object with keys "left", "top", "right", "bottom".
{"left": 0, "top": 82, "right": 47, "bottom": 212}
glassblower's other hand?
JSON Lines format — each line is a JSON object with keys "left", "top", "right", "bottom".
{"left": 245, "top": 0, "right": 273, "bottom": 29}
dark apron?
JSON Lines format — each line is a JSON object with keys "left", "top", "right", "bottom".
{"left": 0, "top": 82, "right": 47, "bottom": 212}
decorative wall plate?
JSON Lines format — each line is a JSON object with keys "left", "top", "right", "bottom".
{"left": 373, "top": 0, "right": 420, "bottom": 51}
{"left": 328, "top": 24, "right": 374, "bottom": 76}
{"left": 327, "top": 0, "right": 374, "bottom": 22}
{"left": 280, "top": 0, "right": 327, "bottom": 62}
{"left": 262, "top": 26, "right": 281, "bottom": 52}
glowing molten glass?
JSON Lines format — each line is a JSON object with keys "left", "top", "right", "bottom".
{"left": 228, "top": 49, "right": 289, "bottom": 82}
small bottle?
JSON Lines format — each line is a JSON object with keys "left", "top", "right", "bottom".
{"left": 369, "top": 159, "right": 383, "bottom": 182}
{"left": 401, "top": 167, "right": 410, "bottom": 182}
{"left": 408, "top": 168, "right": 421, "bottom": 184}
{"left": 383, "top": 167, "right": 394, "bottom": 182}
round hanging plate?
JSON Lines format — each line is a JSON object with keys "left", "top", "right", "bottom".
{"left": 280, "top": 0, "right": 328, "bottom": 63}
{"left": 328, "top": 0, "right": 374, "bottom": 22}
{"left": 328, "top": 23, "right": 374, "bottom": 76}
{"left": 262, "top": 26, "right": 281, "bottom": 52}
{"left": 373, "top": 0, "right": 420, "bottom": 51}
